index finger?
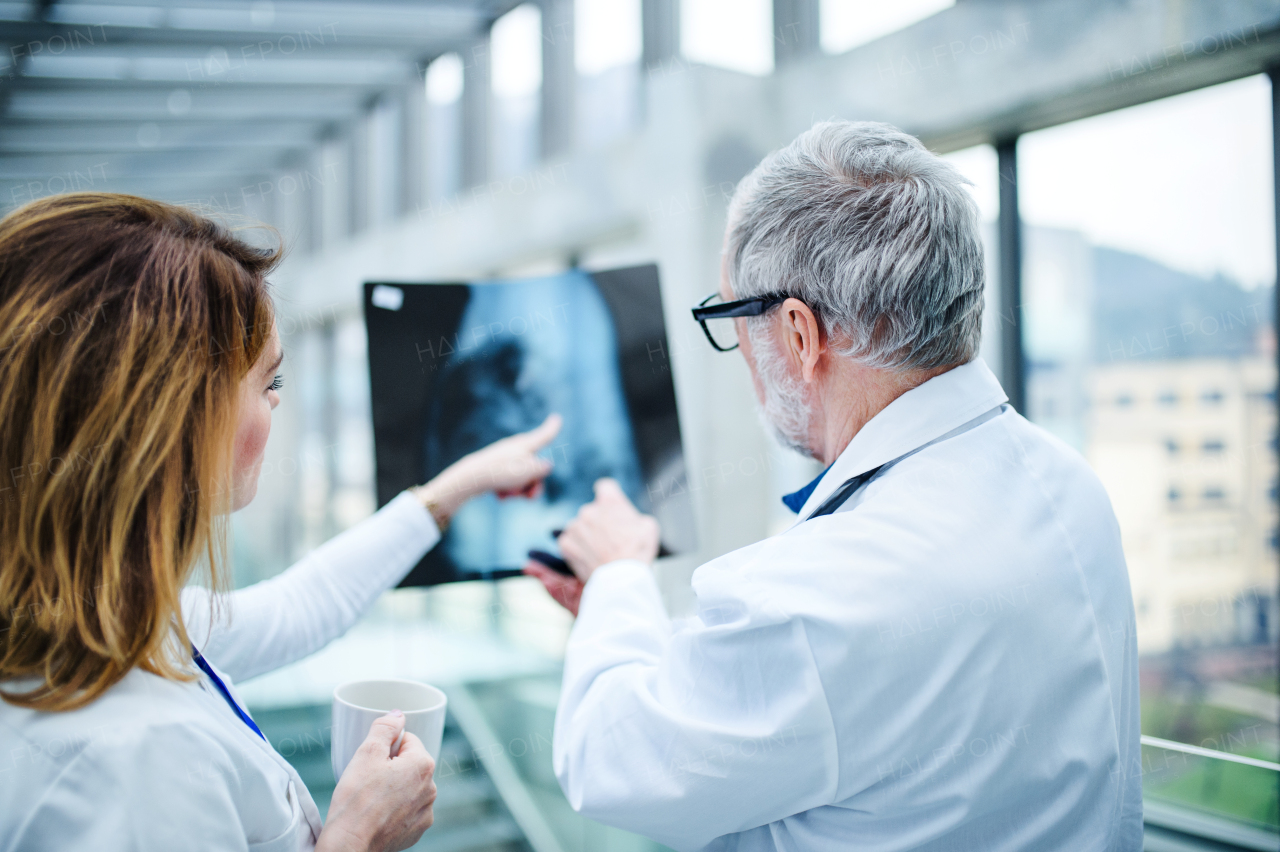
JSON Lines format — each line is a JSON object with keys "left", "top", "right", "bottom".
{"left": 593, "top": 477, "right": 629, "bottom": 503}
{"left": 516, "top": 413, "right": 562, "bottom": 451}
{"left": 366, "top": 711, "right": 406, "bottom": 744}
{"left": 524, "top": 561, "right": 576, "bottom": 589}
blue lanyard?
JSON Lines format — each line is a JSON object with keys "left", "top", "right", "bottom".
{"left": 192, "top": 646, "right": 266, "bottom": 741}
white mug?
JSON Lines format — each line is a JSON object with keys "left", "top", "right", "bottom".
{"left": 331, "top": 679, "right": 448, "bottom": 782}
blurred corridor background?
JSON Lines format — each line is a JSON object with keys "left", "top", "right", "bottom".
{"left": 0, "top": 0, "right": 1276, "bottom": 848}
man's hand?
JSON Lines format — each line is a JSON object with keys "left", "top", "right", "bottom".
{"left": 560, "top": 478, "right": 660, "bottom": 583}
{"left": 522, "top": 561, "right": 584, "bottom": 617}
{"left": 523, "top": 479, "right": 658, "bottom": 615}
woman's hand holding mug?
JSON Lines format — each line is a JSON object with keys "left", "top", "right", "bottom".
{"left": 412, "top": 413, "right": 562, "bottom": 527}
{"left": 318, "top": 710, "right": 436, "bottom": 852}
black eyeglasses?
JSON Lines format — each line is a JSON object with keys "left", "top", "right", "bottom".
{"left": 691, "top": 292, "right": 789, "bottom": 352}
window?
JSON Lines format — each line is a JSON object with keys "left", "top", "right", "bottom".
{"left": 682, "top": 0, "right": 773, "bottom": 75}
{"left": 576, "top": 0, "right": 642, "bottom": 149}
{"left": 491, "top": 3, "right": 542, "bottom": 178}
{"left": 939, "top": 144, "right": 1001, "bottom": 373}
{"left": 1020, "top": 75, "right": 1278, "bottom": 830}
{"left": 425, "top": 54, "right": 463, "bottom": 203}
{"left": 820, "top": 0, "right": 955, "bottom": 54}
{"left": 576, "top": 0, "right": 641, "bottom": 77}
{"left": 363, "top": 98, "right": 399, "bottom": 229}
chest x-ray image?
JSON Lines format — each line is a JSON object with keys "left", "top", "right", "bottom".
{"left": 364, "top": 264, "right": 694, "bottom": 586}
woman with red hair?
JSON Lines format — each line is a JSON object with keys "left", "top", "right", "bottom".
{"left": 0, "top": 193, "right": 560, "bottom": 851}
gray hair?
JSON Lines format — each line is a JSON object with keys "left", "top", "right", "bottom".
{"left": 726, "top": 120, "right": 985, "bottom": 371}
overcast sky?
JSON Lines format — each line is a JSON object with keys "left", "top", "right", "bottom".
{"left": 1019, "top": 75, "right": 1273, "bottom": 290}
{"left": 949, "top": 75, "right": 1274, "bottom": 290}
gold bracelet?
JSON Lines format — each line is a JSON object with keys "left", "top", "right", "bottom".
{"left": 423, "top": 498, "right": 451, "bottom": 532}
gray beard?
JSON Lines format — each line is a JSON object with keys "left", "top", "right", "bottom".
{"left": 747, "top": 321, "right": 815, "bottom": 458}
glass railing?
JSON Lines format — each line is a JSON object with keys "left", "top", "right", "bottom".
{"left": 240, "top": 583, "right": 669, "bottom": 852}
{"left": 1139, "top": 735, "right": 1279, "bottom": 850}
{"left": 253, "top": 703, "right": 532, "bottom": 852}
{"left": 252, "top": 683, "right": 1279, "bottom": 852}
{"left": 452, "top": 676, "right": 674, "bottom": 852}
{"left": 241, "top": 585, "right": 1278, "bottom": 850}
{"left": 250, "top": 675, "right": 674, "bottom": 852}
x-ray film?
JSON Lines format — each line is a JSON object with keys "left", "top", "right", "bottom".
{"left": 364, "top": 264, "right": 695, "bottom": 586}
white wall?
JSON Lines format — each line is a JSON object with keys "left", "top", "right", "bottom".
{"left": 255, "top": 62, "right": 834, "bottom": 613}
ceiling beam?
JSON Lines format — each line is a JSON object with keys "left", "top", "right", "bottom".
{"left": 0, "top": 0, "right": 528, "bottom": 215}
{"left": 0, "top": 147, "right": 298, "bottom": 176}
{"left": 3, "top": 88, "right": 371, "bottom": 120}
{"left": 0, "top": 76, "right": 406, "bottom": 93}
{"left": 0, "top": 21, "right": 477, "bottom": 54}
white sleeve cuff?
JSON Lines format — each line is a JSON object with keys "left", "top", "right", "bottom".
{"left": 381, "top": 490, "right": 442, "bottom": 548}
{"left": 574, "top": 558, "right": 671, "bottom": 640}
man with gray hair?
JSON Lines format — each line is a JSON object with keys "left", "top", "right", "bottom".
{"left": 526, "top": 121, "right": 1141, "bottom": 851}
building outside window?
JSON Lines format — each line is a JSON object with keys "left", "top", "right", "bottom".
{"left": 1020, "top": 74, "right": 1278, "bottom": 830}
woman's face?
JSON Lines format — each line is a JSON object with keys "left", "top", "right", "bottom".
{"left": 231, "top": 325, "right": 283, "bottom": 511}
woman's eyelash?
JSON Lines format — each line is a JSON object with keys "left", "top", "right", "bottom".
{"left": 268, "top": 374, "right": 284, "bottom": 392}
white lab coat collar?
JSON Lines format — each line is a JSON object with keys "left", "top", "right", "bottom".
{"left": 793, "top": 358, "right": 1009, "bottom": 519}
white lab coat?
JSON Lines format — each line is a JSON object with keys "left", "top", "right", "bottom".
{"left": 554, "top": 359, "right": 1143, "bottom": 851}
{"left": 0, "top": 492, "right": 440, "bottom": 852}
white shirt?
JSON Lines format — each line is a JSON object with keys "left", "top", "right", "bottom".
{"left": 553, "top": 359, "right": 1143, "bottom": 851}
{"left": 0, "top": 491, "right": 439, "bottom": 852}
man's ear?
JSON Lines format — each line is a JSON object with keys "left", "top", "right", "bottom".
{"left": 780, "top": 297, "right": 824, "bottom": 382}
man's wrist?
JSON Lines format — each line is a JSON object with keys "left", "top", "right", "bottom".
{"left": 575, "top": 554, "right": 651, "bottom": 585}
{"left": 575, "top": 559, "right": 656, "bottom": 616}
{"left": 586, "top": 557, "right": 648, "bottom": 581}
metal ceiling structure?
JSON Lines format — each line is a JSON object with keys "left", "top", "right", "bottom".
{"left": 0, "top": 0, "right": 524, "bottom": 208}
